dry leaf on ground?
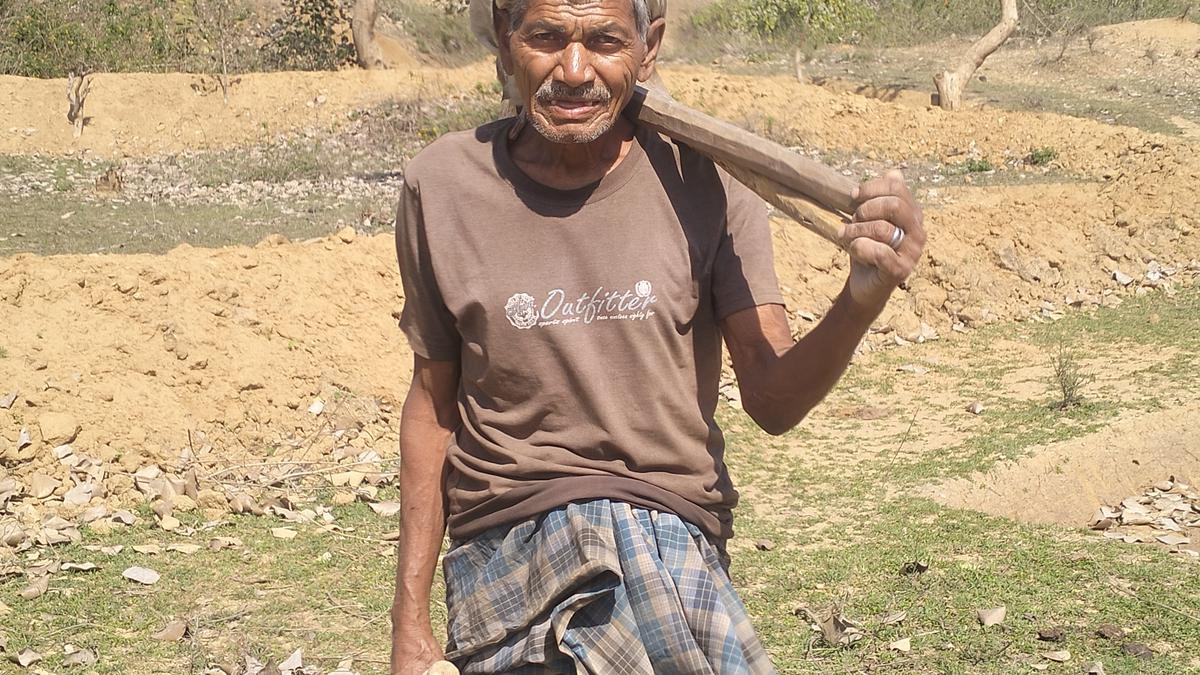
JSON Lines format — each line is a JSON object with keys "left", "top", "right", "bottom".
{"left": 18, "top": 575, "right": 48, "bottom": 600}
{"left": 63, "top": 647, "right": 98, "bottom": 667}
{"left": 270, "top": 527, "right": 298, "bottom": 540}
{"left": 278, "top": 648, "right": 303, "bottom": 671}
{"left": 122, "top": 566, "right": 160, "bottom": 585}
{"left": 11, "top": 647, "right": 41, "bottom": 667}
{"left": 369, "top": 501, "right": 402, "bottom": 517}
{"left": 880, "top": 610, "right": 907, "bottom": 625}
{"left": 977, "top": 606, "right": 1006, "bottom": 627}
{"left": 167, "top": 543, "right": 202, "bottom": 555}
{"left": 1042, "top": 649, "right": 1071, "bottom": 662}
{"left": 819, "top": 610, "right": 863, "bottom": 647}
{"left": 888, "top": 637, "right": 911, "bottom": 653}
{"left": 151, "top": 619, "right": 188, "bottom": 642}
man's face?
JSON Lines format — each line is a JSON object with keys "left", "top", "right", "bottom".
{"left": 502, "top": 0, "right": 654, "bottom": 144}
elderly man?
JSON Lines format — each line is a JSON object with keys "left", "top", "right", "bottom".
{"left": 390, "top": 0, "right": 925, "bottom": 670}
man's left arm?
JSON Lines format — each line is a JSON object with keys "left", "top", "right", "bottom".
{"left": 722, "top": 170, "right": 925, "bottom": 436}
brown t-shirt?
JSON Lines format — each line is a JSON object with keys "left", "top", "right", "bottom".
{"left": 396, "top": 118, "right": 784, "bottom": 541}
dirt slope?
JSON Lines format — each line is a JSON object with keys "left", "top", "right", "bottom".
{"left": 0, "top": 230, "right": 411, "bottom": 514}
{"left": 0, "top": 63, "right": 490, "bottom": 157}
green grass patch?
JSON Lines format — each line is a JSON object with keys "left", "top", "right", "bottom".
{"left": 730, "top": 496, "right": 1200, "bottom": 674}
{"left": 1028, "top": 146, "right": 1059, "bottom": 167}
{"left": 0, "top": 500, "right": 430, "bottom": 674}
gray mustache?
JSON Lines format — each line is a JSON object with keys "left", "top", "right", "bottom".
{"left": 535, "top": 80, "right": 612, "bottom": 103}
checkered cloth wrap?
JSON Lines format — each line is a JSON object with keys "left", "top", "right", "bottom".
{"left": 443, "top": 499, "right": 776, "bottom": 674}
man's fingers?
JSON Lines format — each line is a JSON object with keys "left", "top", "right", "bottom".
{"left": 839, "top": 219, "right": 896, "bottom": 250}
{"left": 847, "top": 236, "right": 914, "bottom": 283}
{"left": 853, "top": 196, "right": 921, "bottom": 233}
{"left": 854, "top": 170, "right": 909, "bottom": 205}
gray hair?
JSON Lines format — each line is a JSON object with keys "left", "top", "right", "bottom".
{"left": 507, "top": 0, "right": 650, "bottom": 42}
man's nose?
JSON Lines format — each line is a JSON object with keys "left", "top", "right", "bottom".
{"left": 555, "top": 42, "right": 595, "bottom": 89}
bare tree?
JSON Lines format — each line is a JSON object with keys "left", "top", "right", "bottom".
{"left": 933, "top": 0, "right": 1018, "bottom": 111}
{"left": 66, "top": 70, "right": 93, "bottom": 139}
{"left": 351, "top": 0, "right": 386, "bottom": 69}
{"left": 192, "top": 0, "right": 236, "bottom": 105}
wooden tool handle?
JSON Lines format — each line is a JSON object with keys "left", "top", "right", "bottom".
{"left": 717, "top": 160, "right": 844, "bottom": 246}
{"left": 627, "top": 85, "right": 859, "bottom": 218}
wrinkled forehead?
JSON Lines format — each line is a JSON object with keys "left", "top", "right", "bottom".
{"left": 497, "top": 0, "right": 665, "bottom": 17}
{"left": 508, "top": 0, "right": 641, "bottom": 28}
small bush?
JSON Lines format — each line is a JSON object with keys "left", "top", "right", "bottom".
{"left": 0, "top": 0, "right": 191, "bottom": 77}
{"left": 964, "top": 158, "right": 995, "bottom": 173}
{"left": 264, "top": 0, "right": 354, "bottom": 71}
{"left": 1050, "top": 343, "right": 1093, "bottom": 410}
{"left": 1028, "top": 146, "right": 1058, "bottom": 166}
{"left": 690, "top": 0, "right": 873, "bottom": 45}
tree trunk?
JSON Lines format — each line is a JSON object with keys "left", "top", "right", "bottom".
{"left": 351, "top": 0, "right": 385, "bottom": 70}
{"left": 934, "top": 0, "right": 1018, "bottom": 111}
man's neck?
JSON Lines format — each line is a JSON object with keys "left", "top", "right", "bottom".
{"left": 508, "top": 117, "right": 637, "bottom": 192}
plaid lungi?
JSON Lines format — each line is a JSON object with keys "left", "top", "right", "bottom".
{"left": 443, "top": 499, "right": 776, "bottom": 674}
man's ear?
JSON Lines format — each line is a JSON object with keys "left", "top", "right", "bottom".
{"left": 494, "top": 7, "right": 515, "bottom": 76}
{"left": 637, "top": 17, "right": 667, "bottom": 83}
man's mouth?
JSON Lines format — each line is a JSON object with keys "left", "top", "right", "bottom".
{"left": 544, "top": 98, "right": 606, "bottom": 120}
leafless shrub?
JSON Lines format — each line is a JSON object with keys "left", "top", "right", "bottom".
{"left": 1050, "top": 343, "right": 1093, "bottom": 410}
{"left": 1143, "top": 41, "right": 1161, "bottom": 65}
{"left": 66, "top": 70, "right": 93, "bottom": 138}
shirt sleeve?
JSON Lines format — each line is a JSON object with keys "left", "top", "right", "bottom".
{"left": 710, "top": 172, "right": 786, "bottom": 320}
{"left": 395, "top": 179, "right": 461, "bottom": 361}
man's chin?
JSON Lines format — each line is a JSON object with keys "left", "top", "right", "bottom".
{"left": 528, "top": 107, "right": 616, "bottom": 144}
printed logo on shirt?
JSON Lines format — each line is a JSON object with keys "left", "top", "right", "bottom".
{"left": 504, "top": 281, "right": 658, "bottom": 329}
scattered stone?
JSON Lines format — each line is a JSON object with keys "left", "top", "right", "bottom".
{"left": 1121, "top": 643, "right": 1153, "bottom": 660}
{"left": 1095, "top": 624, "right": 1124, "bottom": 640}
{"left": 1112, "top": 270, "right": 1134, "bottom": 286}
{"left": 29, "top": 473, "right": 59, "bottom": 499}
{"left": 1037, "top": 626, "right": 1066, "bottom": 642}
{"left": 37, "top": 412, "right": 81, "bottom": 446}
{"left": 336, "top": 226, "right": 357, "bottom": 244}
{"left": 966, "top": 401, "right": 985, "bottom": 415}
{"left": 753, "top": 538, "right": 775, "bottom": 552}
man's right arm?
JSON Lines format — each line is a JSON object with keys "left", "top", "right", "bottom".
{"left": 391, "top": 355, "right": 461, "bottom": 675}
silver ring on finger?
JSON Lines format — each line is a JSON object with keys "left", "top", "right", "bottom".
{"left": 888, "top": 225, "right": 905, "bottom": 251}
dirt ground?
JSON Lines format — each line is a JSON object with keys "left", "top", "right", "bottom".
{"left": 2, "top": 15, "right": 1200, "bottom": 673}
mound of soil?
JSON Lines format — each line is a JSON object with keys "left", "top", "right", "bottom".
{"left": 924, "top": 403, "right": 1200, "bottom": 558}
{"left": 0, "top": 63, "right": 490, "bottom": 157}
{"left": 1, "top": 229, "right": 410, "bottom": 533}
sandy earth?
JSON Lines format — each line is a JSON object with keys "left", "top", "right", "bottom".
{"left": 924, "top": 402, "right": 1200, "bottom": 528}
{"left": 0, "top": 63, "right": 491, "bottom": 157}
{"left": 1, "top": 20, "right": 1198, "bottom": 541}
